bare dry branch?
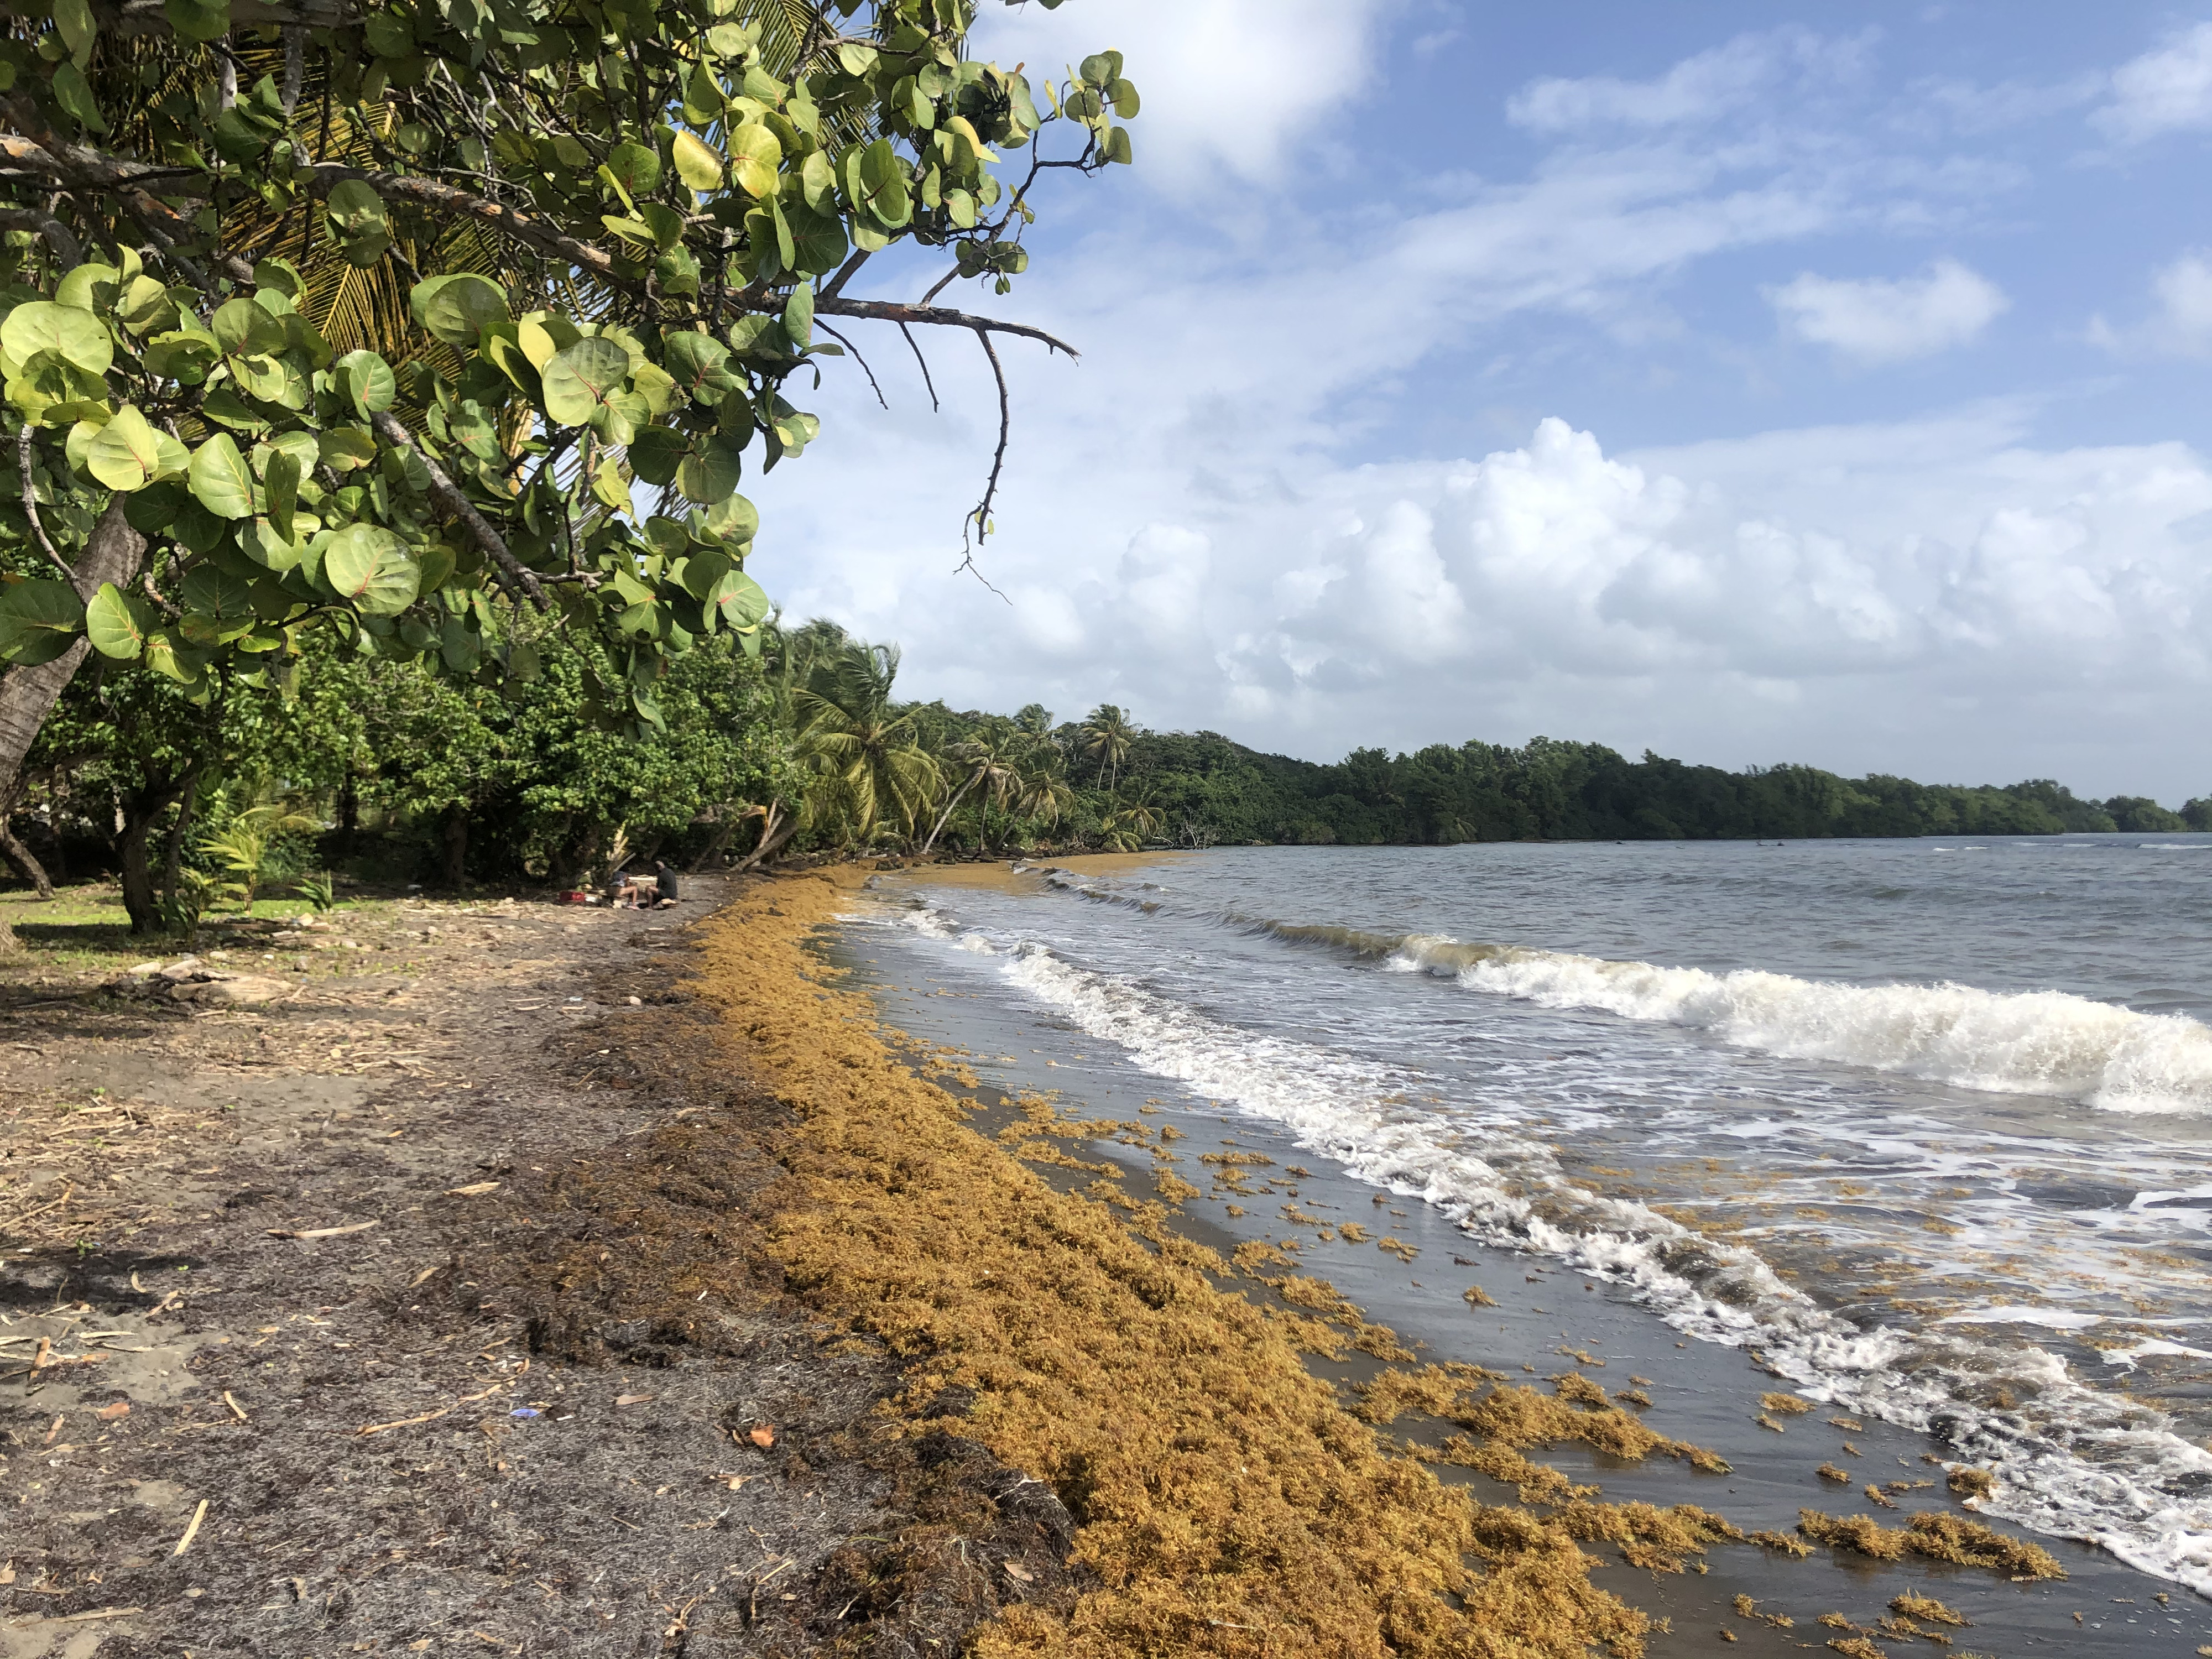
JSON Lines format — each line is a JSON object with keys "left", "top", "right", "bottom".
{"left": 368, "top": 413, "right": 549, "bottom": 612}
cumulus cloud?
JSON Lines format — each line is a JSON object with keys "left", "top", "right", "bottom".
{"left": 2087, "top": 250, "right": 2212, "bottom": 358}
{"left": 1767, "top": 259, "right": 2008, "bottom": 362}
{"left": 2093, "top": 22, "right": 2212, "bottom": 142}
{"left": 974, "top": 0, "right": 1392, "bottom": 191}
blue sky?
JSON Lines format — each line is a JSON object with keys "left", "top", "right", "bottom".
{"left": 749, "top": 2, "right": 2212, "bottom": 804}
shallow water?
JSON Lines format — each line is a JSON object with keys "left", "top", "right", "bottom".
{"left": 845, "top": 836, "right": 2212, "bottom": 1599}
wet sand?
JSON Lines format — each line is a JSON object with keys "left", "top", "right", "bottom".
{"left": 852, "top": 865, "right": 2212, "bottom": 1656}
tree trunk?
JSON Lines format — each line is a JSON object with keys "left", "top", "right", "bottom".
{"left": 0, "top": 497, "right": 149, "bottom": 823}
{"left": 119, "top": 806, "right": 161, "bottom": 934}
{"left": 337, "top": 771, "right": 359, "bottom": 854}
{"left": 688, "top": 807, "right": 758, "bottom": 874}
{"left": 919, "top": 774, "right": 978, "bottom": 857}
{"left": 0, "top": 776, "right": 53, "bottom": 899}
{"left": 160, "top": 759, "right": 207, "bottom": 908}
{"left": 440, "top": 804, "right": 469, "bottom": 889}
{"left": 739, "top": 800, "right": 800, "bottom": 871}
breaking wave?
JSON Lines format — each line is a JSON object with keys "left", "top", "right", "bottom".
{"left": 1105, "top": 894, "right": 2212, "bottom": 1115}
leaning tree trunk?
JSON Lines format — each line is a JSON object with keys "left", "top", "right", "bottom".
{"left": 0, "top": 498, "right": 148, "bottom": 951}
{"left": 0, "top": 775, "right": 51, "bottom": 899}
{"left": 738, "top": 800, "right": 801, "bottom": 871}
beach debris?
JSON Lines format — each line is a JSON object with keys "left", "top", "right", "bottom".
{"left": 1761, "top": 1392, "right": 1814, "bottom": 1416}
{"left": 1890, "top": 1591, "right": 1968, "bottom": 1627}
{"left": 1755, "top": 1413, "right": 1787, "bottom": 1433}
{"left": 265, "top": 1220, "right": 376, "bottom": 1240}
{"left": 1827, "top": 1416, "right": 1864, "bottom": 1431}
{"left": 1841, "top": 1440, "right": 1862, "bottom": 1456}
{"left": 171, "top": 1498, "right": 209, "bottom": 1556}
{"left": 1817, "top": 1463, "right": 1852, "bottom": 1484}
{"left": 1731, "top": 1593, "right": 1794, "bottom": 1629}
{"left": 223, "top": 1391, "right": 249, "bottom": 1422}
{"left": 1864, "top": 1484, "right": 1898, "bottom": 1509}
{"left": 747, "top": 1423, "right": 776, "bottom": 1448}
{"left": 1002, "top": 1561, "right": 1033, "bottom": 1583}
{"left": 95, "top": 1399, "right": 130, "bottom": 1420}
{"left": 1618, "top": 1389, "right": 1653, "bottom": 1408}
{"left": 1796, "top": 1509, "right": 2065, "bottom": 1579}
{"left": 1947, "top": 1465, "right": 1996, "bottom": 1500}
{"left": 1751, "top": 1530, "right": 1814, "bottom": 1557}
{"left": 614, "top": 1393, "right": 654, "bottom": 1406}
{"left": 446, "top": 1181, "right": 501, "bottom": 1197}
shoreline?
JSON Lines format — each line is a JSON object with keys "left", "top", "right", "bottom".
{"left": 842, "top": 863, "right": 2212, "bottom": 1655}
{"left": 1, "top": 869, "right": 2199, "bottom": 1655}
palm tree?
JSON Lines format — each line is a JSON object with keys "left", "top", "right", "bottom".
{"left": 1078, "top": 705, "right": 1136, "bottom": 790}
{"left": 919, "top": 720, "right": 1024, "bottom": 856}
{"left": 1013, "top": 740, "right": 1077, "bottom": 836}
{"left": 791, "top": 641, "right": 938, "bottom": 847}
{"left": 1101, "top": 779, "right": 1166, "bottom": 851}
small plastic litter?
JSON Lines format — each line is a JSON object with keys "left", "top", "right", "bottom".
{"left": 510, "top": 1407, "right": 541, "bottom": 1419}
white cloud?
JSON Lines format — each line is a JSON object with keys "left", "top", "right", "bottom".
{"left": 975, "top": 0, "right": 1393, "bottom": 191}
{"left": 1767, "top": 259, "right": 2008, "bottom": 362}
{"left": 1506, "top": 29, "right": 1872, "bottom": 133}
{"left": 2094, "top": 22, "right": 2212, "bottom": 142}
{"left": 2088, "top": 250, "right": 2212, "bottom": 358}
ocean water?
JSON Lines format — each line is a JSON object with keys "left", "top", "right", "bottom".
{"left": 849, "top": 836, "right": 2212, "bottom": 1596}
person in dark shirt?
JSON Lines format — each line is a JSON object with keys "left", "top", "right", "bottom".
{"left": 653, "top": 860, "right": 679, "bottom": 907}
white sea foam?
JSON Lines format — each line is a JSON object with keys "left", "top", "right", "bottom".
{"left": 1383, "top": 940, "right": 2212, "bottom": 1115}
{"left": 971, "top": 928, "right": 2212, "bottom": 1593}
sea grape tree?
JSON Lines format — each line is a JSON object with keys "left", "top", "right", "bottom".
{"left": 0, "top": 0, "right": 1137, "bottom": 928}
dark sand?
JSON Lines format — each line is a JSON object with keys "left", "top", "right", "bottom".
{"left": 844, "top": 877, "right": 2212, "bottom": 1657}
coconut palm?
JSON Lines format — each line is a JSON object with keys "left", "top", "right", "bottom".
{"left": 1079, "top": 704, "right": 1136, "bottom": 790}
{"left": 1100, "top": 779, "right": 1166, "bottom": 850}
{"left": 919, "top": 720, "right": 1025, "bottom": 855}
{"left": 791, "top": 641, "right": 938, "bottom": 846}
{"left": 1013, "top": 739, "right": 1077, "bottom": 833}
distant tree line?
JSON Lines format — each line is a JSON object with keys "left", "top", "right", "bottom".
{"left": 1109, "top": 732, "right": 2208, "bottom": 847}
{"left": 3, "top": 618, "right": 2204, "bottom": 932}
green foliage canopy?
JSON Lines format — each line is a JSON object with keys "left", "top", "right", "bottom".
{"left": 0, "top": 0, "right": 1134, "bottom": 742}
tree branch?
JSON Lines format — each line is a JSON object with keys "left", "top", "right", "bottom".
{"left": 954, "top": 325, "right": 1013, "bottom": 606}
{"left": 816, "top": 296, "right": 1078, "bottom": 358}
{"left": 896, "top": 321, "right": 940, "bottom": 414}
{"left": 816, "top": 322, "right": 886, "bottom": 410}
{"left": 368, "top": 411, "right": 549, "bottom": 612}
{"left": 15, "top": 426, "right": 75, "bottom": 585}
{"left": 0, "top": 207, "right": 80, "bottom": 268}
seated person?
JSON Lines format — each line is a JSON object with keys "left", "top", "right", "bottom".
{"left": 651, "top": 860, "right": 679, "bottom": 908}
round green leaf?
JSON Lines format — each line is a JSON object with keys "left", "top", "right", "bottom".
{"left": 263, "top": 447, "right": 300, "bottom": 544}
{"left": 410, "top": 274, "right": 509, "bottom": 347}
{"left": 0, "top": 579, "right": 86, "bottom": 666}
{"left": 1, "top": 301, "right": 112, "bottom": 377}
{"left": 85, "top": 582, "right": 154, "bottom": 660}
{"left": 180, "top": 564, "right": 254, "bottom": 618}
{"left": 333, "top": 349, "right": 397, "bottom": 417}
{"left": 325, "top": 178, "right": 387, "bottom": 231}
{"left": 675, "top": 435, "right": 744, "bottom": 504}
{"left": 323, "top": 524, "right": 421, "bottom": 615}
{"left": 708, "top": 569, "right": 769, "bottom": 631}
{"left": 727, "top": 123, "right": 782, "bottom": 199}
{"left": 84, "top": 404, "right": 161, "bottom": 491}
{"left": 627, "top": 426, "right": 687, "bottom": 486}
{"left": 604, "top": 141, "right": 661, "bottom": 197}
{"left": 317, "top": 427, "right": 378, "bottom": 471}
{"left": 671, "top": 129, "right": 724, "bottom": 192}
{"left": 540, "top": 337, "right": 630, "bottom": 426}
{"left": 187, "top": 432, "right": 256, "bottom": 519}
{"left": 211, "top": 296, "right": 285, "bottom": 357}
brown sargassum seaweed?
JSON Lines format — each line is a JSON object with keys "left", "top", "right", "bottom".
{"left": 699, "top": 874, "right": 1713, "bottom": 1657}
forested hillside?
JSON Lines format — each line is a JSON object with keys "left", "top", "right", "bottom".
{"left": 1109, "top": 728, "right": 2206, "bottom": 847}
